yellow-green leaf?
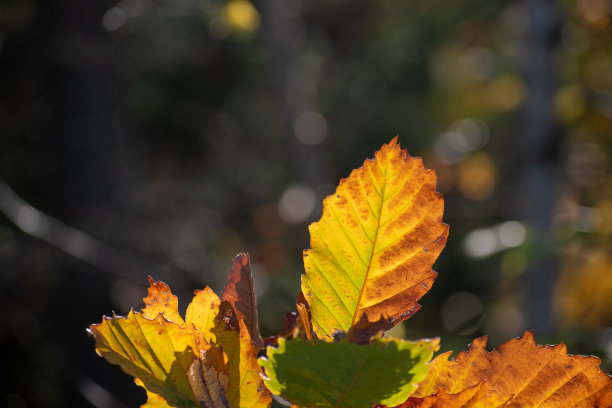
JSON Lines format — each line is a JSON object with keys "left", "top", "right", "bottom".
{"left": 89, "top": 311, "right": 202, "bottom": 407}
{"left": 90, "top": 278, "right": 225, "bottom": 407}
{"left": 213, "top": 301, "right": 272, "bottom": 408}
{"left": 302, "top": 137, "right": 448, "bottom": 342}
{"left": 135, "top": 378, "right": 174, "bottom": 408}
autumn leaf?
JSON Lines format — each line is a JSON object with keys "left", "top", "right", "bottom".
{"left": 222, "top": 253, "right": 264, "bottom": 349}
{"left": 400, "top": 331, "right": 612, "bottom": 407}
{"left": 89, "top": 310, "right": 203, "bottom": 407}
{"left": 212, "top": 301, "right": 272, "bottom": 408}
{"left": 142, "top": 276, "right": 185, "bottom": 324}
{"left": 186, "top": 286, "right": 222, "bottom": 344}
{"left": 187, "top": 346, "right": 231, "bottom": 408}
{"left": 258, "top": 336, "right": 440, "bottom": 408}
{"left": 302, "top": 137, "right": 448, "bottom": 342}
{"left": 135, "top": 378, "right": 175, "bottom": 408}
{"left": 89, "top": 278, "right": 235, "bottom": 407}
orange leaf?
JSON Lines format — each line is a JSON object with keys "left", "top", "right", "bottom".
{"left": 222, "top": 253, "right": 264, "bottom": 349}
{"left": 388, "top": 386, "right": 482, "bottom": 408}
{"left": 402, "top": 331, "right": 612, "bottom": 407}
{"left": 142, "top": 276, "right": 184, "bottom": 325}
{"left": 302, "top": 137, "right": 448, "bottom": 342}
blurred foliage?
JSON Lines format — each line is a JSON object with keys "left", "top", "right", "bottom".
{"left": 0, "top": 0, "right": 611, "bottom": 406}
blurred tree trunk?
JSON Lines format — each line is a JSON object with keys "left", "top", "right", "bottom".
{"left": 44, "top": 0, "right": 120, "bottom": 223}
{"left": 258, "top": 0, "right": 331, "bottom": 191}
{"left": 521, "top": 0, "right": 560, "bottom": 335}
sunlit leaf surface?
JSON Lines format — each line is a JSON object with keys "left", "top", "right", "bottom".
{"left": 302, "top": 137, "right": 448, "bottom": 342}
{"left": 186, "top": 286, "right": 222, "bottom": 344}
{"left": 90, "top": 277, "right": 258, "bottom": 408}
{"left": 89, "top": 310, "right": 202, "bottom": 407}
{"left": 213, "top": 301, "right": 272, "bottom": 408}
{"left": 401, "top": 331, "right": 612, "bottom": 407}
{"left": 135, "top": 378, "right": 175, "bottom": 408}
{"left": 142, "top": 276, "right": 185, "bottom": 324}
{"left": 259, "top": 337, "right": 439, "bottom": 408}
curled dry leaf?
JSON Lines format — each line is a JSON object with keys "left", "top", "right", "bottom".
{"left": 400, "top": 331, "right": 612, "bottom": 407}
{"left": 302, "top": 137, "right": 448, "bottom": 342}
{"left": 188, "top": 347, "right": 230, "bottom": 408}
{"left": 263, "top": 292, "right": 314, "bottom": 347}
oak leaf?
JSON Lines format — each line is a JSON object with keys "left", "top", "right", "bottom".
{"left": 401, "top": 331, "right": 612, "bottom": 407}
{"left": 302, "top": 137, "right": 448, "bottom": 342}
{"left": 259, "top": 336, "right": 440, "bottom": 408}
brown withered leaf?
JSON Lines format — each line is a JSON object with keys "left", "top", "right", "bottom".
{"left": 302, "top": 137, "right": 448, "bottom": 342}
{"left": 400, "top": 331, "right": 612, "bottom": 407}
{"left": 263, "top": 292, "right": 314, "bottom": 347}
{"left": 222, "top": 253, "right": 264, "bottom": 350}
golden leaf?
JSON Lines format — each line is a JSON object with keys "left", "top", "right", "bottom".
{"left": 302, "top": 137, "right": 448, "bottom": 342}
{"left": 213, "top": 301, "right": 272, "bottom": 408}
{"left": 186, "top": 286, "right": 222, "bottom": 344}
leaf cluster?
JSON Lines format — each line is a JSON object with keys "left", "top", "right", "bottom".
{"left": 89, "top": 139, "right": 612, "bottom": 408}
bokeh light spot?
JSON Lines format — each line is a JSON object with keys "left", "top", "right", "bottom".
{"left": 458, "top": 152, "right": 496, "bottom": 201}
{"left": 293, "top": 111, "right": 328, "bottom": 146}
{"left": 224, "top": 0, "right": 260, "bottom": 32}
{"left": 278, "top": 183, "right": 316, "bottom": 224}
{"left": 101, "top": 7, "right": 127, "bottom": 32}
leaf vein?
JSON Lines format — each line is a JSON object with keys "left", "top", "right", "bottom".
{"left": 309, "top": 257, "right": 354, "bottom": 319}
{"left": 328, "top": 204, "right": 369, "bottom": 268}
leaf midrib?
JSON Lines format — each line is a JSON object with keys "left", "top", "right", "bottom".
{"left": 332, "top": 347, "right": 373, "bottom": 408}
{"left": 348, "top": 154, "right": 390, "bottom": 330}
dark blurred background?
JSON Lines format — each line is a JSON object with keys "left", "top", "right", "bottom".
{"left": 1, "top": 0, "right": 612, "bottom": 406}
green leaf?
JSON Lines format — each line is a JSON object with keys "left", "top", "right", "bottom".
{"left": 258, "top": 336, "right": 439, "bottom": 408}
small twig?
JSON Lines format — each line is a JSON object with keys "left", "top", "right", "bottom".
{"left": 0, "top": 177, "right": 187, "bottom": 286}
